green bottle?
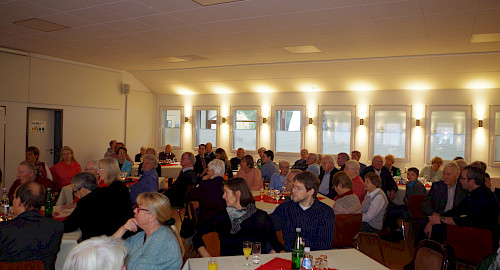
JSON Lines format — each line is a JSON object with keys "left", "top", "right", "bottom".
{"left": 291, "top": 227, "right": 304, "bottom": 270}
{"left": 44, "top": 188, "right": 53, "bottom": 218}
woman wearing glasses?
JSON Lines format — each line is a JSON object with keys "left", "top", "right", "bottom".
{"left": 113, "top": 192, "right": 183, "bottom": 270}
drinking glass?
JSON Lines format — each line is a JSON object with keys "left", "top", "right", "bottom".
{"left": 313, "top": 258, "right": 326, "bottom": 270}
{"left": 252, "top": 242, "right": 261, "bottom": 264}
{"left": 243, "top": 241, "right": 252, "bottom": 267}
{"left": 265, "top": 182, "right": 269, "bottom": 191}
{"left": 259, "top": 188, "right": 264, "bottom": 200}
{"left": 121, "top": 172, "right": 127, "bottom": 181}
{"left": 208, "top": 258, "right": 217, "bottom": 270}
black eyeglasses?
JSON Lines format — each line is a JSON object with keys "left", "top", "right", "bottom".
{"left": 72, "top": 187, "right": 81, "bottom": 196}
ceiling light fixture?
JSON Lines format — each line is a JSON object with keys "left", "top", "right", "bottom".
{"left": 14, "top": 18, "right": 69, "bottom": 32}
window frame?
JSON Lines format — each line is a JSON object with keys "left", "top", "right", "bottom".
{"left": 369, "top": 105, "right": 412, "bottom": 163}
{"left": 192, "top": 106, "right": 220, "bottom": 151}
{"left": 489, "top": 105, "right": 500, "bottom": 167}
{"left": 425, "top": 105, "right": 471, "bottom": 164}
{"left": 230, "top": 106, "right": 261, "bottom": 153}
{"left": 318, "top": 105, "right": 356, "bottom": 155}
{"left": 158, "top": 106, "right": 184, "bottom": 149}
{"left": 272, "top": 105, "right": 306, "bottom": 154}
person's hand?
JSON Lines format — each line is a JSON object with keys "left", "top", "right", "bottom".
{"left": 428, "top": 215, "right": 441, "bottom": 225}
{"left": 424, "top": 222, "right": 433, "bottom": 238}
{"left": 269, "top": 249, "right": 276, "bottom": 254}
{"left": 52, "top": 211, "right": 60, "bottom": 217}
{"left": 122, "top": 218, "right": 139, "bottom": 232}
{"left": 390, "top": 190, "right": 396, "bottom": 200}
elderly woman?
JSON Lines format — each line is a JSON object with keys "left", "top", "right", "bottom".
{"left": 63, "top": 236, "right": 127, "bottom": 270}
{"left": 135, "top": 146, "right": 146, "bottom": 162}
{"left": 384, "top": 154, "right": 400, "bottom": 177}
{"left": 361, "top": 172, "right": 389, "bottom": 232}
{"left": 50, "top": 146, "right": 81, "bottom": 191}
{"left": 138, "top": 148, "right": 161, "bottom": 177}
{"left": 187, "top": 159, "right": 227, "bottom": 228}
{"left": 332, "top": 171, "right": 361, "bottom": 215}
{"left": 116, "top": 146, "right": 133, "bottom": 177}
{"left": 193, "top": 177, "right": 284, "bottom": 257}
{"left": 420, "top": 156, "right": 444, "bottom": 182}
{"left": 26, "top": 146, "right": 52, "bottom": 180}
{"left": 113, "top": 192, "right": 183, "bottom": 270}
{"left": 215, "top": 148, "right": 233, "bottom": 179}
{"left": 236, "top": 155, "right": 263, "bottom": 191}
{"left": 269, "top": 160, "right": 290, "bottom": 190}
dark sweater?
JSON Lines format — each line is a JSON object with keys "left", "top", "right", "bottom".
{"left": 187, "top": 176, "right": 226, "bottom": 228}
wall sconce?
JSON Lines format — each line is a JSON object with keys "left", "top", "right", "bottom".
{"left": 308, "top": 118, "right": 313, "bottom": 125}
{"left": 479, "top": 120, "right": 483, "bottom": 127}
{"left": 359, "top": 119, "right": 364, "bottom": 125}
{"left": 222, "top": 117, "right": 227, "bottom": 124}
{"left": 416, "top": 119, "right": 421, "bottom": 126}
{"left": 263, "top": 117, "right": 267, "bottom": 124}
{"left": 184, "top": 117, "right": 190, "bottom": 123}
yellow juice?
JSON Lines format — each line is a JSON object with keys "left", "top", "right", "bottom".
{"left": 208, "top": 263, "right": 217, "bottom": 270}
{"left": 243, "top": 247, "right": 252, "bottom": 258}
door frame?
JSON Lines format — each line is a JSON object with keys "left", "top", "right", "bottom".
{"left": 26, "top": 107, "right": 63, "bottom": 165}
{"left": 0, "top": 106, "right": 5, "bottom": 188}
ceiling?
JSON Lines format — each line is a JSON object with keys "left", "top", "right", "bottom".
{"left": 1, "top": 0, "right": 500, "bottom": 95}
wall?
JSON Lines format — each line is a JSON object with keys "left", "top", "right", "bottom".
{"left": 155, "top": 88, "right": 500, "bottom": 176}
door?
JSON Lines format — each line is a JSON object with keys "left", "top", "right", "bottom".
{"left": 27, "top": 108, "right": 63, "bottom": 167}
{"left": 0, "top": 106, "right": 5, "bottom": 187}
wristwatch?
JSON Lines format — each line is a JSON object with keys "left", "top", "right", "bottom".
{"left": 440, "top": 216, "right": 445, "bottom": 224}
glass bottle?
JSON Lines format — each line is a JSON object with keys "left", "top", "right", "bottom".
{"left": 291, "top": 228, "right": 304, "bottom": 270}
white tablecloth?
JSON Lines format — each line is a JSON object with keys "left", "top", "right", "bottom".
{"left": 182, "top": 248, "right": 389, "bottom": 270}
{"left": 131, "top": 163, "right": 182, "bottom": 179}
{"left": 252, "top": 191, "right": 334, "bottom": 214}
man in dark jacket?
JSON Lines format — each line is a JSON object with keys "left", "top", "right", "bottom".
{"left": 361, "top": 155, "right": 398, "bottom": 200}
{"left": 164, "top": 152, "right": 197, "bottom": 207}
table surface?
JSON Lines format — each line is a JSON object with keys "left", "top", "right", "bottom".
{"left": 252, "top": 191, "right": 334, "bottom": 214}
{"left": 182, "top": 248, "right": 389, "bottom": 270}
{"left": 131, "top": 162, "right": 182, "bottom": 178}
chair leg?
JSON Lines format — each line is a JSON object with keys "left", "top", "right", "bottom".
{"left": 377, "top": 238, "right": 386, "bottom": 266}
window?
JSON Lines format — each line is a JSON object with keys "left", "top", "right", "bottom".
{"left": 160, "top": 108, "right": 182, "bottom": 147}
{"left": 369, "top": 106, "right": 411, "bottom": 161}
{"left": 274, "top": 106, "right": 305, "bottom": 153}
{"left": 319, "top": 106, "right": 355, "bottom": 154}
{"left": 426, "top": 106, "right": 471, "bottom": 162}
{"left": 232, "top": 107, "right": 259, "bottom": 151}
{"left": 490, "top": 106, "right": 500, "bottom": 166}
{"left": 194, "top": 108, "right": 218, "bottom": 147}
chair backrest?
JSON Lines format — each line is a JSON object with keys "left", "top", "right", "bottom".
{"left": 414, "top": 239, "right": 447, "bottom": 270}
{"left": 407, "top": 194, "right": 427, "bottom": 219}
{"left": 0, "top": 261, "right": 44, "bottom": 270}
{"left": 332, "top": 214, "right": 362, "bottom": 248}
{"left": 446, "top": 225, "right": 494, "bottom": 265}
{"left": 276, "top": 230, "right": 285, "bottom": 245}
{"left": 202, "top": 232, "right": 221, "bottom": 257}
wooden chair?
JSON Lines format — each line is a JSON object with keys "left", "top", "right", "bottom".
{"left": 0, "top": 261, "right": 44, "bottom": 270}
{"left": 401, "top": 194, "right": 427, "bottom": 248}
{"left": 202, "top": 232, "right": 221, "bottom": 257}
{"left": 413, "top": 239, "right": 448, "bottom": 270}
{"left": 331, "top": 214, "right": 362, "bottom": 248}
{"left": 276, "top": 230, "right": 285, "bottom": 246}
{"left": 446, "top": 225, "right": 494, "bottom": 268}
{"left": 356, "top": 206, "right": 388, "bottom": 265}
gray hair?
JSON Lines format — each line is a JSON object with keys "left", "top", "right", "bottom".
{"left": 183, "top": 152, "right": 196, "bottom": 166}
{"left": 453, "top": 159, "right": 467, "bottom": 171}
{"left": 322, "top": 154, "right": 335, "bottom": 164}
{"left": 279, "top": 160, "right": 290, "bottom": 167}
{"left": 63, "top": 236, "right": 127, "bottom": 270}
{"left": 143, "top": 154, "right": 158, "bottom": 169}
{"left": 71, "top": 172, "right": 97, "bottom": 191}
{"left": 86, "top": 160, "right": 99, "bottom": 171}
{"left": 208, "top": 159, "right": 225, "bottom": 177}
{"left": 308, "top": 153, "right": 318, "bottom": 162}
{"left": 345, "top": 160, "right": 360, "bottom": 172}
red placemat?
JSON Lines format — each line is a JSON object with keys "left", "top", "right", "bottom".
{"left": 425, "top": 183, "right": 431, "bottom": 187}
{"left": 254, "top": 195, "right": 285, "bottom": 204}
{"left": 256, "top": 257, "right": 336, "bottom": 270}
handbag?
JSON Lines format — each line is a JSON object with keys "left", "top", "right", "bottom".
{"left": 180, "top": 203, "right": 195, "bottom": 238}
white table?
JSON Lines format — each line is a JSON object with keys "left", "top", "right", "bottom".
{"left": 131, "top": 163, "right": 182, "bottom": 179}
{"left": 393, "top": 184, "right": 431, "bottom": 205}
{"left": 182, "top": 248, "right": 389, "bottom": 270}
{"left": 252, "top": 191, "right": 334, "bottom": 214}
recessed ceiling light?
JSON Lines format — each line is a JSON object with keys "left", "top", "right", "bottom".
{"left": 13, "top": 18, "right": 69, "bottom": 32}
{"left": 155, "top": 55, "right": 207, "bottom": 63}
{"left": 192, "top": 0, "right": 245, "bottom": 6}
{"left": 470, "top": 33, "right": 500, "bottom": 43}
{"left": 283, "top": 45, "right": 321, "bottom": 54}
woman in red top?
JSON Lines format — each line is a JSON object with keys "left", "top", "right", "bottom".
{"left": 50, "top": 146, "right": 81, "bottom": 191}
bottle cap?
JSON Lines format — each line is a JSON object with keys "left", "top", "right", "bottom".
{"left": 304, "top": 247, "right": 310, "bottom": 252}
{"left": 296, "top": 227, "right": 301, "bottom": 232}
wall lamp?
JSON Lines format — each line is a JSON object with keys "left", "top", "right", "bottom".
{"left": 359, "top": 119, "right": 364, "bottom": 125}
{"left": 184, "top": 117, "right": 190, "bottom": 123}
{"left": 308, "top": 118, "right": 313, "bottom": 125}
{"left": 263, "top": 117, "right": 267, "bottom": 124}
{"left": 222, "top": 117, "right": 227, "bottom": 124}
{"left": 479, "top": 120, "right": 483, "bottom": 127}
{"left": 416, "top": 119, "right": 421, "bottom": 126}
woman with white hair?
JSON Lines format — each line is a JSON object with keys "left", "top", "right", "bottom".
{"left": 63, "top": 236, "right": 127, "bottom": 270}
{"left": 187, "top": 159, "right": 227, "bottom": 228}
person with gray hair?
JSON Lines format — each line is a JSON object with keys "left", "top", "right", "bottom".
{"left": 8, "top": 160, "right": 55, "bottom": 201}
{"left": 162, "top": 152, "right": 197, "bottom": 208}
{"left": 305, "top": 153, "right": 321, "bottom": 177}
{"left": 269, "top": 160, "right": 290, "bottom": 190}
{"left": 129, "top": 154, "right": 159, "bottom": 205}
{"left": 138, "top": 148, "right": 161, "bottom": 177}
{"left": 188, "top": 159, "right": 227, "bottom": 228}
{"left": 63, "top": 236, "right": 127, "bottom": 270}
{"left": 344, "top": 160, "right": 366, "bottom": 203}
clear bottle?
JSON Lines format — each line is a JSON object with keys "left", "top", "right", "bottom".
{"left": 291, "top": 228, "right": 304, "bottom": 270}
{"left": 301, "top": 247, "right": 313, "bottom": 270}
{"left": 44, "top": 188, "right": 54, "bottom": 218}
{"left": 1, "top": 188, "right": 9, "bottom": 216}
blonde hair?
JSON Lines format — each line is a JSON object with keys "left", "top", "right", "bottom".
{"left": 136, "top": 192, "right": 185, "bottom": 256}
{"left": 60, "top": 146, "right": 77, "bottom": 163}
{"left": 99, "top": 158, "right": 121, "bottom": 185}
{"left": 384, "top": 154, "right": 395, "bottom": 162}
{"left": 431, "top": 156, "right": 443, "bottom": 165}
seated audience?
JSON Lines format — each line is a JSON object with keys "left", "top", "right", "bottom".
{"left": 470, "top": 160, "right": 487, "bottom": 172}
{"left": 291, "top": 149, "right": 309, "bottom": 170}
{"left": 162, "top": 152, "right": 197, "bottom": 208}
{"left": 26, "top": 146, "right": 52, "bottom": 180}
{"left": 420, "top": 156, "right": 443, "bottom": 182}
{"left": 205, "top": 142, "right": 216, "bottom": 163}
{"left": 135, "top": 146, "right": 146, "bottom": 162}
{"left": 187, "top": 159, "right": 227, "bottom": 228}
{"left": 50, "top": 146, "right": 82, "bottom": 191}
{"left": 271, "top": 171, "right": 335, "bottom": 251}
{"left": 236, "top": 155, "right": 263, "bottom": 191}
{"left": 318, "top": 155, "right": 338, "bottom": 199}
{"left": 424, "top": 166, "right": 499, "bottom": 245}
{"left": 332, "top": 171, "right": 361, "bottom": 215}
{"left": 361, "top": 155, "right": 398, "bottom": 201}
{"left": 384, "top": 154, "right": 400, "bottom": 176}
{"left": 260, "top": 150, "right": 279, "bottom": 182}
{"left": 230, "top": 147, "right": 245, "bottom": 170}
{"left": 64, "top": 161, "right": 133, "bottom": 241}
{"left": 159, "top": 144, "right": 176, "bottom": 162}
{"left": 58, "top": 161, "right": 99, "bottom": 207}
{"left": 113, "top": 192, "right": 183, "bottom": 269}
{"left": 317, "top": 154, "right": 323, "bottom": 165}
{"left": 85, "top": 160, "right": 104, "bottom": 187}
{"left": 305, "top": 153, "right": 321, "bottom": 177}
{"left": 0, "top": 182, "right": 64, "bottom": 270}
{"left": 114, "top": 142, "right": 133, "bottom": 162}
{"left": 116, "top": 146, "right": 133, "bottom": 177}
{"left": 129, "top": 154, "right": 159, "bottom": 205}
{"left": 215, "top": 147, "right": 233, "bottom": 179}
{"left": 351, "top": 150, "right": 367, "bottom": 174}
{"left": 336, "top": 152, "right": 349, "bottom": 171}
{"left": 284, "top": 169, "right": 301, "bottom": 192}
{"left": 256, "top": 147, "right": 266, "bottom": 168}
{"left": 138, "top": 147, "right": 161, "bottom": 177}
{"left": 269, "top": 160, "right": 290, "bottom": 190}
{"left": 104, "top": 140, "right": 117, "bottom": 158}
{"left": 8, "top": 161, "right": 55, "bottom": 201}
{"left": 194, "top": 144, "right": 208, "bottom": 177}
{"left": 361, "top": 172, "right": 389, "bottom": 232}
{"left": 454, "top": 158, "right": 467, "bottom": 174}
{"left": 194, "top": 177, "right": 284, "bottom": 256}
{"left": 63, "top": 236, "right": 127, "bottom": 270}
{"left": 343, "top": 160, "right": 366, "bottom": 203}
